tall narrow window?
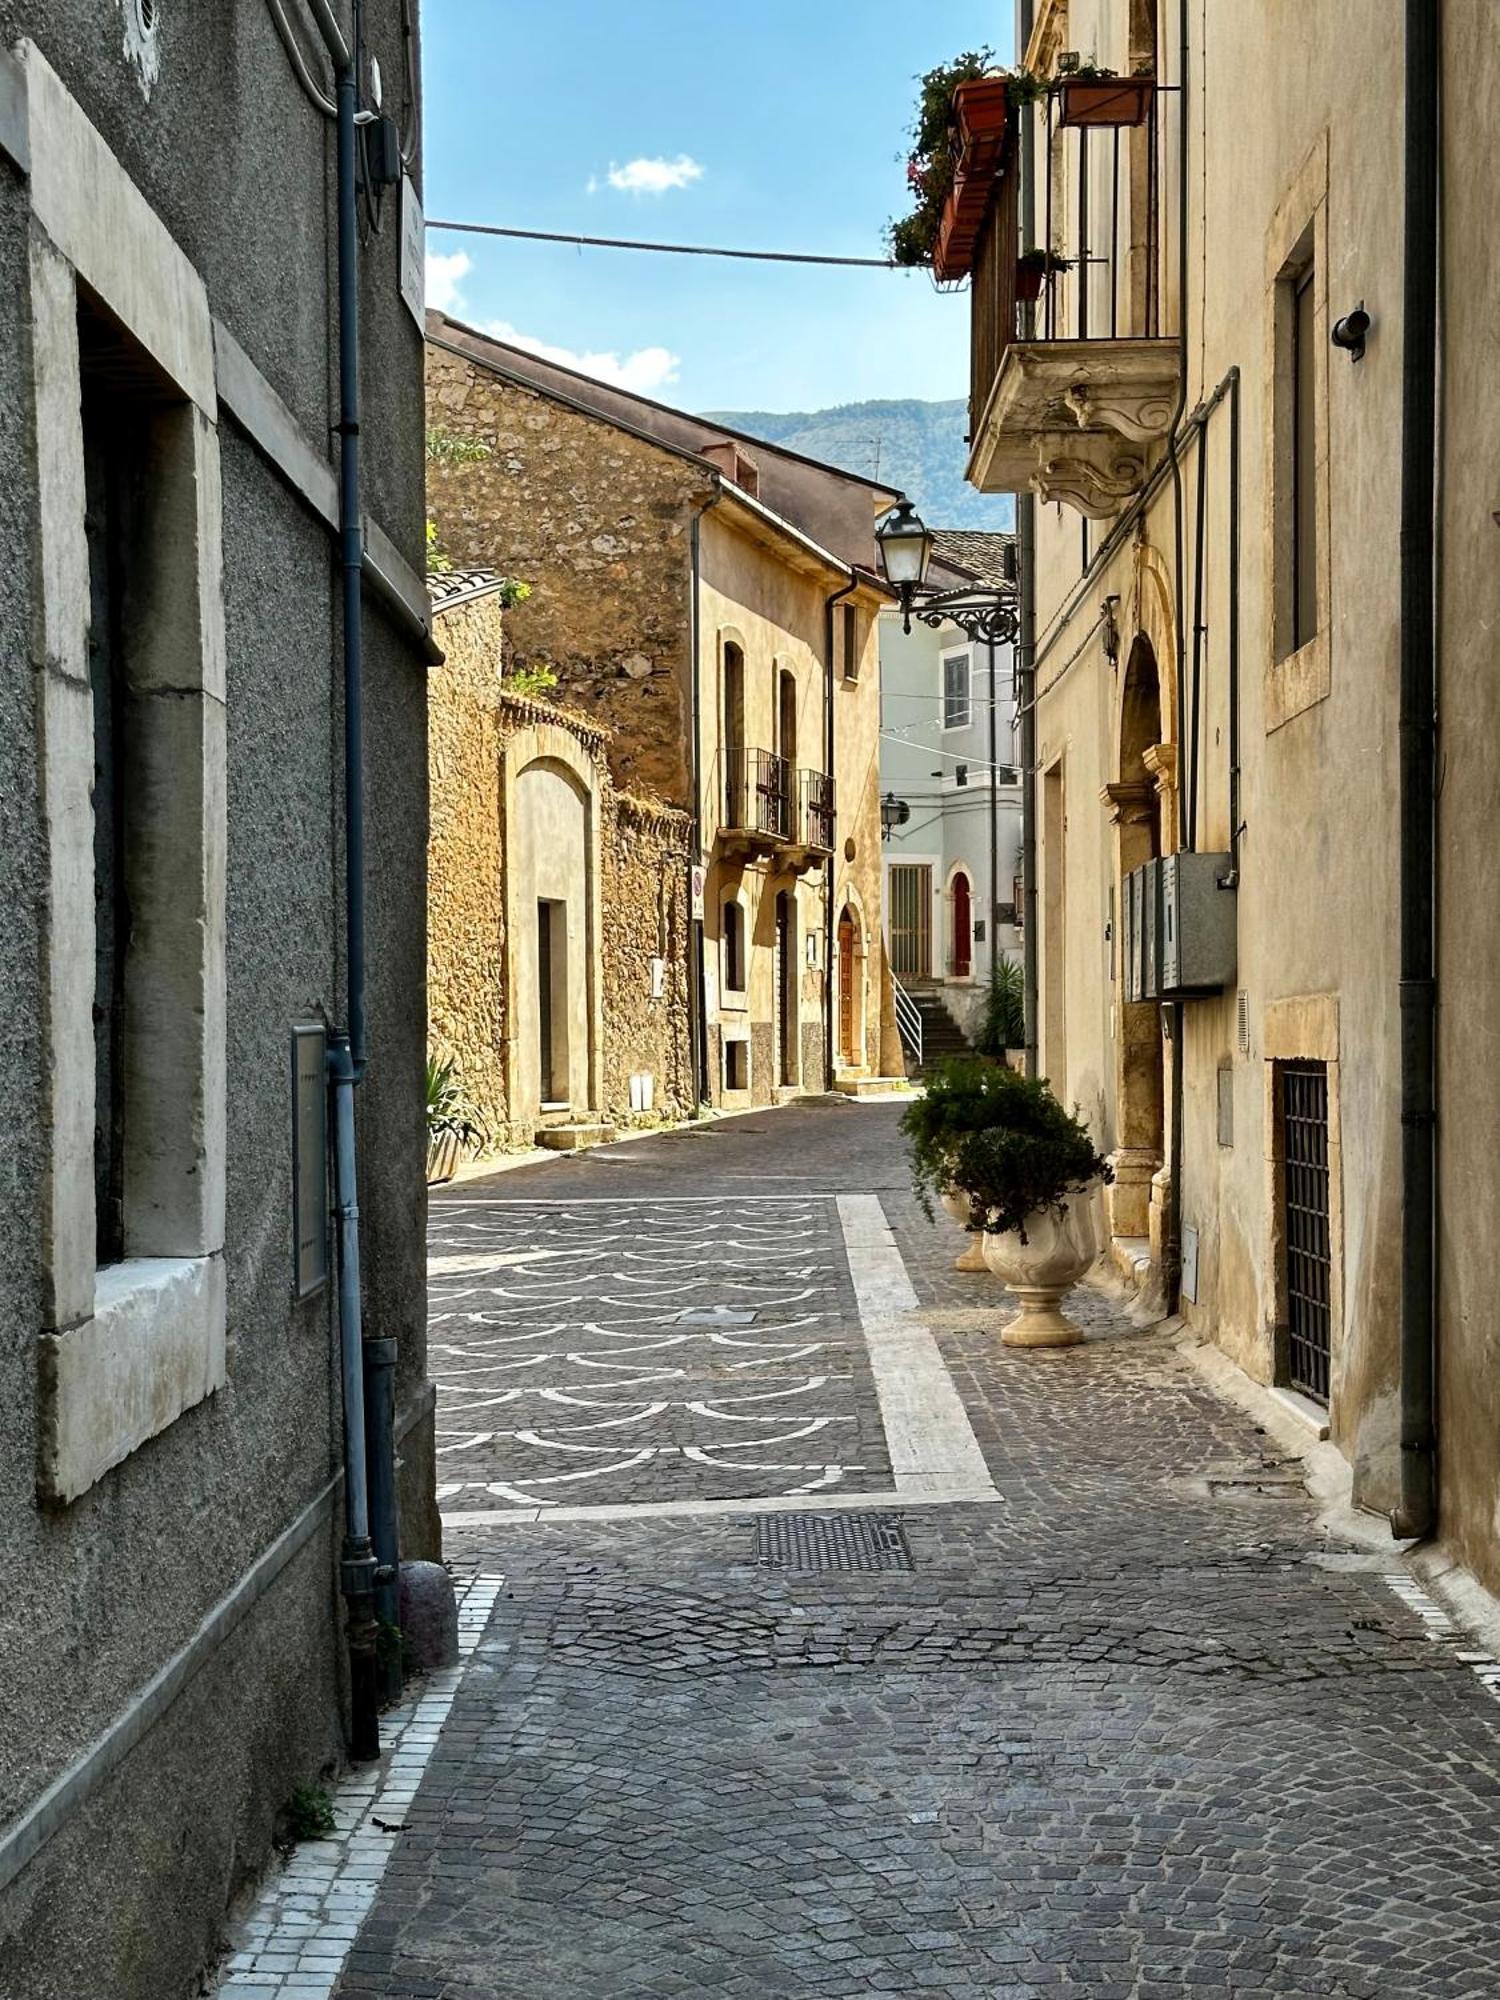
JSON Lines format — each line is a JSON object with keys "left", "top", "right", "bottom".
{"left": 723, "top": 641, "right": 745, "bottom": 824}
{"left": 942, "top": 652, "right": 972, "bottom": 730}
{"left": 1292, "top": 260, "right": 1319, "bottom": 650}
{"left": 81, "top": 365, "right": 131, "bottom": 1266}
{"left": 722, "top": 901, "right": 746, "bottom": 993}
{"left": 842, "top": 604, "right": 860, "bottom": 682}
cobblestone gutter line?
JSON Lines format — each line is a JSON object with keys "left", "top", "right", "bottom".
{"left": 211, "top": 1577, "right": 504, "bottom": 2000}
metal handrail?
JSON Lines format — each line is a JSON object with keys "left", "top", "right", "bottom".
{"left": 893, "top": 977, "right": 923, "bottom": 1072}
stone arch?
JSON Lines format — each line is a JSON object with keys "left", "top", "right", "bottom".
{"left": 500, "top": 725, "right": 604, "bottom": 1129}
{"left": 1103, "top": 634, "right": 1167, "bottom": 1247}
{"left": 835, "top": 883, "right": 871, "bottom": 1071}
{"left": 944, "top": 861, "right": 974, "bottom": 979}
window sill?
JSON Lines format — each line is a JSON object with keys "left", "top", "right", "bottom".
{"left": 39, "top": 1254, "right": 227, "bottom": 1505}
{"left": 1266, "top": 627, "right": 1329, "bottom": 731}
{"left": 721, "top": 991, "right": 749, "bottom": 1014}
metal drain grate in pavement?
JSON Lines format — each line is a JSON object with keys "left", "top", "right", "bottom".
{"left": 753, "top": 1511, "right": 914, "bottom": 1572}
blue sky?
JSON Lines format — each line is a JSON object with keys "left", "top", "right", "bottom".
{"left": 421, "top": 1, "right": 1012, "bottom": 414}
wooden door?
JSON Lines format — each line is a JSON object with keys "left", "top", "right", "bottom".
{"left": 951, "top": 871, "right": 972, "bottom": 977}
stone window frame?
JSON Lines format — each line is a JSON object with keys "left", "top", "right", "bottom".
{"left": 1261, "top": 993, "right": 1344, "bottom": 1408}
{"left": 1264, "top": 132, "right": 1332, "bottom": 732}
{"left": 721, "top": 1030, "right": 751, "bottom": 1097}
{"left": 20, "top": 44, "right": 229, "bottom": 1505}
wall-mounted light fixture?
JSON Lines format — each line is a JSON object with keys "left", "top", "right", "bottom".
{"left": 1331, "top": 303, "right": 1371, "bottom": 362}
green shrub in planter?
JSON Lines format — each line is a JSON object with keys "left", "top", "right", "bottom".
{"left": 947, "top": 1076, "right": 1111, "bottom": 1241}
{"left": 901, "top": 1054, "right": 1031, "bottom": 1220}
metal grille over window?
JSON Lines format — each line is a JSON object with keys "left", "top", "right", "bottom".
{"left": 1281, "top": 1061, "right": 1332, "bottom": 1403}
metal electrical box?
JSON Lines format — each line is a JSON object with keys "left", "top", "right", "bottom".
{"left": 1160, "top": 851, "right": 1237, "bottom": 996}
{"left": 1122, "top": 858, "right": 1163, "bottom": 1002}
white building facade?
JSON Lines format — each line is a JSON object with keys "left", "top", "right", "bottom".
{"left": 879, "top": 532, "right": 1022, "bottom": 1033}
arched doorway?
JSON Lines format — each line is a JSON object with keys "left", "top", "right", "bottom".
{"left": 949, "top": 870, "right": 972, "bottom": 978}
{"left": 837, "top": 904, "right": 862, "bottom": 1068}
{"left": 1105, "top": 635, "right": 1167, "bottom": 1242}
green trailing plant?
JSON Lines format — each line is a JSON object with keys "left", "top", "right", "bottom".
{"left": 974, "top": 956, "right": 1026, "bottom": 1058}
{"left": 886, "top": 52, "right": 1044, "bottom": 268}
{"left": 426, "top": 1053, "right": 488, "bottom": 1154}
{"left": 425, "top": 516, "right": 452, "bottom": 575}
{"left": 947, "top": 1073, "right": 1111, "bottom": 1241}
{"left": 506, "top": 659, "right": 558, "bottom": 701}
{"left": 425, "top": 427, "right": 493, "bottom": 465}
{"left": 282, "top": 1786, "right": 336, "bottom": 1844}
{"left": 1055, "top": 60, "right": 1120, "bottom": 83}
{"left": 496, "top": 578, "right": 532, "bottom": 610}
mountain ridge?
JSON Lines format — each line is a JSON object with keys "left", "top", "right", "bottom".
{"left": 701, "top": 397, "right": 1014, "bottom": 532}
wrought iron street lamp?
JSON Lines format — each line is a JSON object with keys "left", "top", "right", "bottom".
{"left": 880, "top": 792, "right": 911, "bottom": 841}
{"left": 875, "top": 494, "right": 1020, "bottom": 646}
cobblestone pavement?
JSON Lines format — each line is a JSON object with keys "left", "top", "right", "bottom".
{"left": 326, "top": 1103, "right": 1500, "bottom": 1998}
{"left": 429, "top": 1184, "right": 889, "bottom": 1511}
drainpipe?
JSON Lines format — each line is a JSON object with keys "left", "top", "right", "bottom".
{"left": 308, "top": 0, "right": 386, "bottom": 1759}
{"left": 824, "top": 574, "right": 858, "bottom": 1085}
{"left": 1393, "top": 0, "right": 1440, "bottom": 1539}
{"left": 688, "top": 490, "right": 723, "bottom": 1107}
{"left": 1160, "top": 0, "right": 1192, "bottom": 1315}
{"left": 1017, "top": 0, "right": 1039, "bottom": 1078}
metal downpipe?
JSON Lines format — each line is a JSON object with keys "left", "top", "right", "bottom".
{"left": 1017, "top": 0, "right": 1039, "bottom": 1078}
{"left": 1393, "top": 0, "right": 1440, "bottom": 1540}
{"left": 323, "top": 33, "right": 391, "bottom": 1754}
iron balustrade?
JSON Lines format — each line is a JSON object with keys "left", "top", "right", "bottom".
{"left": 724, "top": 747, "right": 792, "bottom": 841}
{"left": 968, "top": 75, "right": 1179, "bottom": 436}
{"left": 800, "top": 769, "right": 836, "bottom": 851}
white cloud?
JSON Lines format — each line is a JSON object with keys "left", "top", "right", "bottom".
{"left": 483, "top": 320, "right": 681, "bottom": 395}
{"left": 425, "top": 249, "right": 472, "bottom": 312}
{"left": 599, "top": 154, "right": 705, "bottom": 195}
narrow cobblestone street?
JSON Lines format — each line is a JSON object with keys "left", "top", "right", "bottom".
{"left": 227, "top": 1101, "right": 1500, "bottom": 1999}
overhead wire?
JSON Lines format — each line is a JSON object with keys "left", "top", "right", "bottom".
{"left": 425, "top": 218, "right": 899, "bottom": 269}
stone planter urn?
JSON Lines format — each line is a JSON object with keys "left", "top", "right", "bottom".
{"left": 941, "top": 1189, "right": 988, "bottom": 1272}
{"left": 981, "top": 1188, "right": 1100, "bottom": 1346}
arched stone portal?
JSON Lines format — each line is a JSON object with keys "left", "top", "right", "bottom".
{"left": 837, "top": 902, "right": 865, "bottom": 1070}
{"left": 1102, "top": 635, "right": 1167, "bottom": 1244}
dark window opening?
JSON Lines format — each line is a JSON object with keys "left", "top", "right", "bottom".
{"left": 842, "top": 604, "right": 860, "bottom": 682}
{"left": 724, "top": 1039, "right": 749, "bottom": 1091}
{"left": 723, "top": 901, "right": 745, "bottom": 992}
{"left": 1291, "top": 259, "right": 1318, "bottom": 651}
{"left": 1280, "top": 1060, "right": 1331, "bottom": 1403}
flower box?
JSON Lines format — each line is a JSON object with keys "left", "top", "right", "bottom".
{"left": 953, "top": 77, "right": 1010, "bottom": 150}
{"left": 1056, "top": 75, "right": 1154, "bottom": 129}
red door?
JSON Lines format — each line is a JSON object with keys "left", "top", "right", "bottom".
{"left": 951, "top": 872, "right": 972, "bottom": 978}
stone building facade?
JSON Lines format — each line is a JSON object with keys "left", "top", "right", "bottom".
{"left": 428, "top": 576, "right": 693, "bottom": 1149}
{"left": 0, "top": 13, "right": 433, "bottom": 1999}
{"left": 426, "top": 317, "right": 904, "bottom": 1114}
{"left": 953, "top": 1, "right": 1500, "bottom": 1585}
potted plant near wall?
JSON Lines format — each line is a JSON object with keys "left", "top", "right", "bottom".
{"left": 952, "top": 1076, "right": 1111, "bottom": 1345}
{"left": 1015, "top": 247, "right": 1073, "bottom": 303}
{"left": 1054, "top": 62, "right": 1155, "bottom": 130}
{"left": 426, "top": 1053, "right": 488, "bottom": 1186}
{"left": 886, "top": 52, "right": 1045, "bottom": 272}
{"left": 906, "top": 1060, "right": 1111, "bottom": 1343}
{"left": 902, "top": 1055, "right": 1031, "bottom": 1273}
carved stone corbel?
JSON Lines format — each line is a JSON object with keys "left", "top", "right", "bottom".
{"left": 1030, "top": 430, "right": 1148, "bottom": 519}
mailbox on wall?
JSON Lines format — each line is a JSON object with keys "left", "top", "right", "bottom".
{"left": 1122, "top": 852, "right": 1235, "bottom": 1002}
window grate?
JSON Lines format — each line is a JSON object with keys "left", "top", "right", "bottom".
{"left": 1281, "top": 1061, "right": 1332, "bottom": 1403}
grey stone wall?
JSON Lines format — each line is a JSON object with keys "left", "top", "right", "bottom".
{"left": 425, "top": 338, "right": 714, "bottom": 808}
{"left": 0, "top": 8, "right": 431, "bottom": 1993}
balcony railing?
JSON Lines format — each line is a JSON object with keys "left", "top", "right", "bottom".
{"left": 724, "top": 747, "right": 792, "bottom": 841}
{"left": 800, "top": 769, "right": 835, "bottom": 853}
{"left": 966, "top": 73, "right": 1183, "bottom": 515}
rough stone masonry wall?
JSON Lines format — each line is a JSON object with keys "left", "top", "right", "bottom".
{"left": 426, "top": 341, "right": 714, "bottom": 807}
{"left": 602, "top": 793, "right": 694, "bottom": 1126}
{"left": 429, "top": 600, "right": 693, "bottom": 1151}
{"left": 428, "top": 596, "right": 509, "bottom": 1142}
